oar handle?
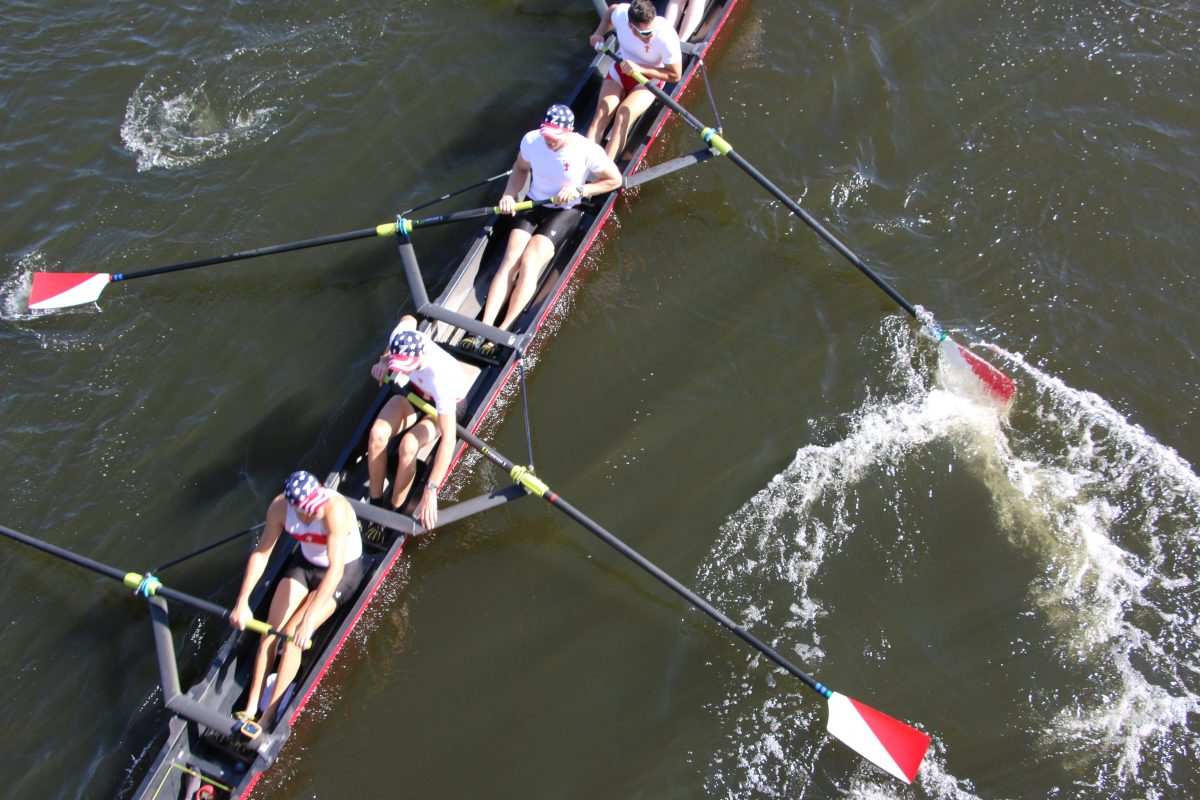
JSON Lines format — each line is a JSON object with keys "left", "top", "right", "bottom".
{"left": 403, "top": 394, "right": 830, "bottom": 699}
{"left": 393, "top": 198, "right": 553, "bottom": 235}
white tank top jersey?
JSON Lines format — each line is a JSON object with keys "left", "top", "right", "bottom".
{"left": 284, "top": 502, "right": 363, "bottom": 568}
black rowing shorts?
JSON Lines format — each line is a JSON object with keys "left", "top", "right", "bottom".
{"left": 281, "top": 548, "right": 366, "bottom": 607}
{"left": 511, "top": 204, "right": 585, "bottom": 245}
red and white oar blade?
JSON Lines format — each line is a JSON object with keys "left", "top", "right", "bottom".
{"left": 939, "top": 336, "right": 1015, "bottom": 404}
{"left": 826, "top": 692, "right": 931, "bottom": 784}
{"left": 28, "top": 272, "right": 111, "bottom": 310}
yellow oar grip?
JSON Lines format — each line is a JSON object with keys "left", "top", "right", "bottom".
{"left": 245, "top": 619, "right": 273, "bottom": 637}
{"left": 377, "top": 219, "right": 413, "bottom": 236}
{"left": 407, "top": 392, "right": 436, "bottom": 415}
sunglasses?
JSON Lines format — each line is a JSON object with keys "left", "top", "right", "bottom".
{"left": 633, "top": 25, "right": 655, "bottom": 38}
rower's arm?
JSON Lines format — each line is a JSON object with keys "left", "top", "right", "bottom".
{"left": 584, "top": 157, "right": 623, "bottom": 198}
{"left": 590, "top": 5, "right": 615, "bottom": 41}
{"left": 412, "top": 412, "right": 457, "bottom": 530}
{"left": 427, "top": 411, "right": 458, "bottom": 492}
{"left": 231, "top": 498, "right": 285, "bottom": 627}
{"left": 300, "top": 503, "right": 349, "bottom": 622}
{"left": 629, "top": 58, "right": 682, "bottom": 83}
{"left": 499, "top": 153, "right": 533, "bottom": 215}
{"left": 501, "top": 154, "right": 532, "bottom": 199}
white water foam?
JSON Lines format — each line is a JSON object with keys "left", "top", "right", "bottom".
{"left": 987, "top": 351, "right": 1200, "bottom": 792}
{"left": 2, "top": 252, "right": 54, "bottom": 320}
{"left": 120, "top": 53, "right": 284, "bottom": 172}
{"left": 120, "top": 14, "right": 383, "bottom": 171}
{"left": 698, "top": 321, "right": 1200, "bottom": 796}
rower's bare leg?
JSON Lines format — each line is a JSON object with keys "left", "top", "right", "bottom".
{"left": 498, "top": 234, "right": 555, "bottom": 331}
{"left": 391, "top": 417, "right": 439, "bottom": 510}
{"left": 586, "top": 80, "right": 624, "bottom": 144}
{"left": 259, "top": 593, "right": 337, "bottom": 729}
{"left": 241, "top": 577, "right": 307, "bottom": 719}
{"left": 679, "top": 0, "right": 705, "bottom": 41}
{"left": 367, "top": 396, "right": 419, "bottom": 502}
{"left": 480, "top": 229, "right": 533, "bottom": 327}
{"left": 665, "top": 0, "right": 704, "bottom": 41}
{"left": 605, "top": 88, "right": 656, "bottom": 161}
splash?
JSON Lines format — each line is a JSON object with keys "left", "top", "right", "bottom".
{"left": 988, "top": 352, "right": 1200, "bottom": 789}
{"left": 1, "top": 258, "right": 36, "bottom": 320}
{"left": 120, "top": 55, "right": 282, "bottom": 171}
{"left": 698, "top": 326, "right": 1200, "bottom": 796}
{"left": 119, "top": 12, "right": 384, "bottom": 171}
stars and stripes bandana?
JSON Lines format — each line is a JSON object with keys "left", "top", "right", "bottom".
{"left": 388, "top": 329, "right": 425, "bottom": 373}
{"left": 540, "top": 103, "right": 575, "bottom": 144}
{"left": 284, "top": 471, "right": 330, "bottom": 516}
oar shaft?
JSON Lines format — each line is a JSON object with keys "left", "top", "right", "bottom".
{"left": 113, "top": 226, "right": 386, "bottom": 283}
{"left": 626, "top": 63, "right": 921, "bottom": 321}
{"left": 1, "top": 522, "right": 126, "bottom": 582}
{"left": 405, "top": 395, "right": 829, "bottom": 699}
{"left": 0, "top": 523, "right": 289, "bottom": 643}
{"left": 544, "top": 490, "right": 829, "bottom": 697}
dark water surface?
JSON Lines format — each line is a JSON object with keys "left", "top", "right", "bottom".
{"left": 3, "top": 1, "right": 1199, "bottom": 798}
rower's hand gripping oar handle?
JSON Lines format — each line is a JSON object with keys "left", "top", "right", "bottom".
{"left": 121, "top": 571, "right": 313, "bottom": 650}
{"left": 380, "top": 198, "right": 551, "bottom": 238}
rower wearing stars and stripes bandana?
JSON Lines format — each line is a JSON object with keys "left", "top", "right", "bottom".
{"left": 457, "top": 104, "right": 621, "bottom": 350}
{"left": 229, "top": 470, "right": 363, "bottom": 730}
{"left": 366, "top": 315, "right": 472, "bottom": 531}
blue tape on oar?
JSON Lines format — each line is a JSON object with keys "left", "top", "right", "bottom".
{"left": 135, "top": 573, "right": 161, "bottom": 598}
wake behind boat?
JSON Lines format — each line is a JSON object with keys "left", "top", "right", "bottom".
{"left": 126, "top": 3, "right": 742, "bottom": 797}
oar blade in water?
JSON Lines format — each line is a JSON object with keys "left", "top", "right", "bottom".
{"left": 939, "top": 336, "right": 1015, "bottom": 404}
{"left": 29, "top": 272, "right": 111, "bottom": 310}
{"left": 825, "top": 692, "right": 931, "bottom": 784}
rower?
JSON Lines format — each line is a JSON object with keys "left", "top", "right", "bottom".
{"left": 585, "top": 0, "right": 683, "bottom": 161}
{"left": 367, "top": 316, "right": 471, "bottom": 528}
{"left": 230, "top": 471, "right": 365, "bottom": 730}
{"left": 460, "top": 104, "right": 621, "bottom": 355}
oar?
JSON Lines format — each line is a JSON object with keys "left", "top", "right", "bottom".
{"left": 614, "top": 55, "right": 1015, "bottom": 404}
{"left": 0, "top": 522, "right": 307, "bottom": 647}
{"left": 28, "top": 198, "right": 554, "bottom": 311}
{"left": 404, "top": 393, "right": 931, "bottom": 783}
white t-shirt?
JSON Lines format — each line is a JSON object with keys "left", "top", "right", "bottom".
{"left": 611, "top": 3, "right": 682, "bottom": 69}
{"left": 388, "top": 322, "right": 472, "bottom": 415}
{"left": 519, "top": 130, "right": 612, "bottom": 208}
